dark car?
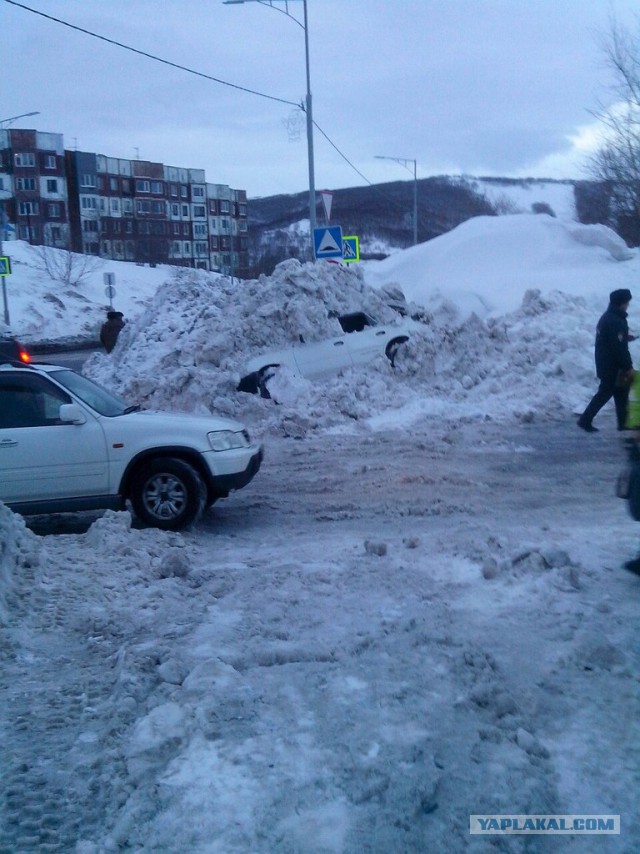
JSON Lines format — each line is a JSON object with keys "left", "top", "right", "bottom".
{"left": 0, "top": 336, "right": 31, "bottom": 365}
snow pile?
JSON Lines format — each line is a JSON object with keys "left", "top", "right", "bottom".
{"left": 366, "top": 214, "right": 635, "bottom": 319}
{"left": 82, "top": 227, "right": 637, "bottom": 437}
{"left": 0, "top": 503, "right": 40, "bottom": 626}
{"left": 4, "top": 240, "right": 172, "bottom": 343}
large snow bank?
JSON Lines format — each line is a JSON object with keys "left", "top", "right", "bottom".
{"left": 0, "top": 503, "right": 39, "bottom": 626}
{"left": 83, "top": 248, "right": 635, "bottom": 439}
{"left": 366, "top": 214, "right": 635, "bottom": 319}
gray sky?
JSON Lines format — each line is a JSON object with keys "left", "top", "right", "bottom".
{"left": 3, "top": 0, "right": 639, "bottom": 198}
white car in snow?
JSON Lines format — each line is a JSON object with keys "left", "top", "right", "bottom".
{"left": 237, "top": 311, "right": 419, "bottom": 397}
{"left": 0, "top": 362, "right": 263, "bottom": 530}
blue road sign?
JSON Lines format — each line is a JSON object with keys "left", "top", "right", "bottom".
{"left": 0, "top": 256, "right": 11, "bottom": 276}
{"left": 314, "top": 226, "right": 343, "bottom": 259}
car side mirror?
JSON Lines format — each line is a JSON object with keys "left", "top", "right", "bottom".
{"left": 59, "top": 403, "right": 87, "bottom": 425}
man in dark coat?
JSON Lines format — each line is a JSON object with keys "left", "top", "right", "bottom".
{"left": 100, "top": 311, "right": 125, "bottom": 354}
{"left": 578, "top": 288, "right": 634, "bottom": 433}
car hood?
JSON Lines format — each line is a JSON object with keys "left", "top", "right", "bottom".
{"left": 122, "top": 409, "right": 248, "bottom": 433}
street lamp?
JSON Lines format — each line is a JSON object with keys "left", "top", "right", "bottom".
{"left": 223, "top": 0, "right": 316, "bottom": 258}
{"left": 375, "top": 155, "right": 418, "bottom": 246}
{"left": 0, "top": 111, "right": 40, "bottom": 128}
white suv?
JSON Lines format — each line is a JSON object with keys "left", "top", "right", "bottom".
{"left": 0, "top": 362, "right": 263, "bottom": 530}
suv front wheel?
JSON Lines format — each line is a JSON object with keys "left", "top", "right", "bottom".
{"left": 130, "top": 457, "right": 205, "bottom": 530}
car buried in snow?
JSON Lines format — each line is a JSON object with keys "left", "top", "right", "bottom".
{"left": 237, "top": 310, "right": 419, "bottom": 397}
{"left": 0, "top": 361, "right": 263, "bottom": 531}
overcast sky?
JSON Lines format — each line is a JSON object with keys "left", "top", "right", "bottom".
{"left": 3, "top": 0, "right": 639, "bottom": 199}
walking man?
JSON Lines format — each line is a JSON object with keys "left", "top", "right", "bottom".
{"left": 578, "top": 289, "right": 634, "bottom": 433}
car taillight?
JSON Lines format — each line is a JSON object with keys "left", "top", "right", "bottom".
{"left": 19, "top": 349, "right": 31, "bottom": 364}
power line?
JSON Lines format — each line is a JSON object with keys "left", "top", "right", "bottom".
{"left": 5, "top": 0, "right": 414, "bottom": 214}
{"left": 4, "top": 0, "right": 298, "bottom": 108}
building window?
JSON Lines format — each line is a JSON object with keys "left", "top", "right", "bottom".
{"left": 123, "top": 199, "right": 133, "bottom": 215}
{"left": 183, "top": 242, "right": 191, "bottom": 254}
{"left": 16, "top": 177, "right": 37, "bottom": 191}
{"left": 151, "top": 181, "right": 163, "bottom": 194}
{"left": 152, "top": 201, "right": 164, "bottom": 214}
{"left": 180, "top": 186, "right": 188, "bottom": 198}
{"left": 80, "top": 174, "right": 97, "bottom": 188}
{"left": 195, "top": 241, "right": 208, "bottom": 255}
{"left": 82, "top": 220, "right": 99, "bottom": 232}
{"left": 239, "top": 220, "right": 248, "bottom": 232}
{"left": 238, "top": 203, "right": 247, "bottom": 216}
{"left": 80, "top": 196, "right": 97, "bottom": 211}
{"left": 44, "top": 155, "right": 56, "bottom": 169}
{"left": 170, "top": 184, "right": 178, "bottom": 197}
{"left": 18, "top": 201, "right": 39, "bottom": 216}
{"left": 46, "top": 179, "right": 58, "bottom": 193}
{"left": 15, "top": 152, "right": 36, "bottom": 167}
{"left": 182, "top": 223, "right": 189, "bottom": 236}
{"left": 220, "top": 200, "right": 230, "bottom": 213}
{"left": 193, "top": 205, "right": 206, "bottom": 218}
{"left": 109, "top": 177, "right": 118, "bottom": 191}
{"left": 194, "top": 223, "right": 207, "bottom": 237}
{"left": 114, "top": 241, "right": 123, "bottom": 255}
{"left": 208, "top": 200, "right": 217, "bottom": 214}
{"left": 181, "top": 204, "right": 189, "bottom": 217}
{"left": 122, "top": 178, "right": 131, "bottom": 194}
{"left": 111, "top": 198, "right": 120, "bottom": 214}
{"left": 125, "top": 221, "right": 133, "bottom": 234}
{"left": 221, "top": 218, "right": 230, "bottom": 231}
{"left": 171, "top": 203, "right": 179, "bottom": 216}
{"left": 50, "top": 226, "right": 61, "bottom": 240}
{"left": 136, "top": 200, "right": 151, "bottom": 214}
{"left": 173, "top": 223, "right": 180, "bottom": 235}
{"left": 136, "top": 179, "right": 150, "bottom": 192}
{"left": 210, "top": 236, "right": 219, "bottom": 250}
{"left": 193, "top": 186, "right": 204, "bottom": 198}
{"left": 48, "top": 203, "right": 60, "bottom": 217}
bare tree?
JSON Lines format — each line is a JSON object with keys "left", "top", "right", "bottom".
{"left": 590, "top": 16, "right": 640, "bottom": 244}
{"left": 33, "top": 245, "right": 103, "bottom": 288}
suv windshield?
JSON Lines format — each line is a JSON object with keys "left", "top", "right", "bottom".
{"left": 50, "top": 369, "right": 130, "bottom": 417}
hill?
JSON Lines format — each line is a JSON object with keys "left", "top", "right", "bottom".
{"left": 247, "top": 176, "right": 584, "bottom": 274}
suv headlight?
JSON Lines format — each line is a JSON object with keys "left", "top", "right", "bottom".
{"left": 208, "top": 430, "right": 250, "bottom": 451}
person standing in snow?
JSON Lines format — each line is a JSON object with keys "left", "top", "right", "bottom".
{"left": 577, "top": 289, "right": 634, "bottom": 433}
{"left": 100, "top": 310, "right": 125, "bottom": 354}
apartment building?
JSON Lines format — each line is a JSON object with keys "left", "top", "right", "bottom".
{"left": 0, "top": 128, "right": 249, "bottom": 276}
{"left": 0, "top": 128, "right": 70, "bottom": 249}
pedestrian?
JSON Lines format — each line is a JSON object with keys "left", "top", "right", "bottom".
{"left": 100, "top": 310, "right": 125, "bottom": 354}
{"left": 577, "top": 289, "right": 634, "bottom": 433}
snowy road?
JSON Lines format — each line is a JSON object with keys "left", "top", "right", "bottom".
{"left": 2, "top": 419, "right": 639, "bottom": 852}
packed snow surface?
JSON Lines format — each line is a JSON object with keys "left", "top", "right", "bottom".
{"left": 1, "top": 214, "right": 640, "bottom": 852}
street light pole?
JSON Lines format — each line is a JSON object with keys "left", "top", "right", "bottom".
{"left": 0, "top": 111, "right": 40, "bottom": 129}
{"left": 375, "top": 155, "right": 418, "bottom": 246}
{"left": 223, "top": 0, "right": 316, "bottom": 258}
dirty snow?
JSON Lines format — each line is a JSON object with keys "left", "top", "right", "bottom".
{"left": 1, "top": 214, "right": 640, "bottom": 852}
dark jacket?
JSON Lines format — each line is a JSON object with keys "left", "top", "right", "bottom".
{"left": 594, "top": 304, "right": 632, "bottom": 378}
{"left": 100, "top": 316, "right": 125, "bottom": 353}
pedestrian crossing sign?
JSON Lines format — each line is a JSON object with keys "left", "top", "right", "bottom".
{"left": 342, "top": 235, "right": 360, "bottom": 263}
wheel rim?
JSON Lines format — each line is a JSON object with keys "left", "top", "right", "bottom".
{"left": 142, "top": 473, "right": 187, "bottom": 520}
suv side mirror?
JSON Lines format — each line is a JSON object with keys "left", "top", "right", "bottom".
{"left": 59, "top": 403, "right": 87, "bottom": 425}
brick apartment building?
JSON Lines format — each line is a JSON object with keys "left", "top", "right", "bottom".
{"left": 0, "top": 128, "right": 249, "bottom": 276}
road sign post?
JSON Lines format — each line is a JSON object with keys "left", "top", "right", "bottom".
{"left": 104, "top": 273, "right": 116, "bottom": 310}
{"left": 0, "top": 256, "right": 11, "bottom": 326}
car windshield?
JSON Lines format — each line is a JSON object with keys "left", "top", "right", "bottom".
{"left": 50, "top": 369, "right": 131, "bottom": 417}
